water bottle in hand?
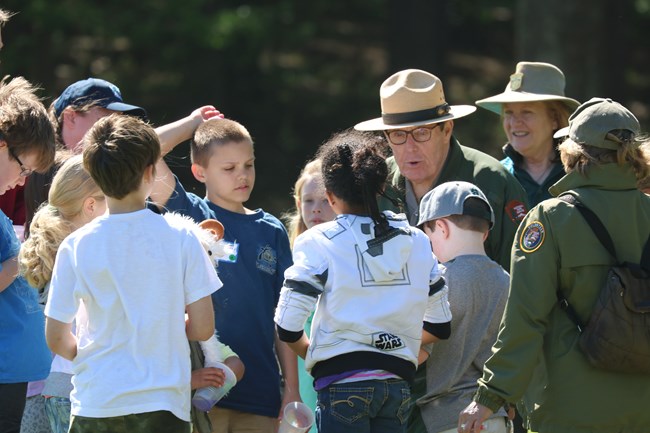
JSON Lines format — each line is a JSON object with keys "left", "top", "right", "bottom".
{"left": 192, "top": 361, "right": 237, "bottom": 412}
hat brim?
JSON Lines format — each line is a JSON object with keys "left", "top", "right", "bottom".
{"left": 105, "top": 102, "right": 147, "bottom": 119}
{"left": 553, "top": 126, "right": 570, "bottom": 139}
{"left": 475, "top": 92, "right": 580, "bottom": 115}
{"left": 354, "top": 105, "right": 477, "bottom": 131}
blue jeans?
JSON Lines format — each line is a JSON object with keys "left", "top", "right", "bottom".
{"left": 316, "top": 379, "right": 412, "bottom": 433}
{"left": 44, "top": 397, "right": 71, "bottom": 433}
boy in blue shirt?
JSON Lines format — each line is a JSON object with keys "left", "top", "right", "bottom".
{"left": 152, "top": 118, "right": 298, "bottom": 433}
{"left": 0, "top": 76, "right": 55, "bottom": 433}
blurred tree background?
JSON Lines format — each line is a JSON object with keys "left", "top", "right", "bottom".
{"left": 2, "top": 0, "right": 649, "bottom": 217}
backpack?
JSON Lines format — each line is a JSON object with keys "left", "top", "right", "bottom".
{"left": 557, "top": 193, "right": 650, "bottom": 374}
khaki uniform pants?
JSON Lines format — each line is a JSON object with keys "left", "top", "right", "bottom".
{"left": 204, "top": 407, "right": 277, "bottom": 433}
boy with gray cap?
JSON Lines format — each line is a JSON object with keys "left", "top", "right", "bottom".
{"left": 417, "top": 181, "right": 510, "bottom": 433}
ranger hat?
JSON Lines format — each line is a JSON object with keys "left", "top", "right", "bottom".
{"left": 475, "top": 61, "right": 579, "bottom": 115}
{"left": 354, "top": 69, "right": 476, "bottom": 131}
{"left": 553, "top": 97, "right": 640, "bottom": 150}
{"left": 54, "top": 78, "right": 146, "bottom": 119}
{"left": 417, "top": 181, "right": 494, "bottom": 229}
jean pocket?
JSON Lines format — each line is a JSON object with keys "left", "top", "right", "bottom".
{"left": 396, "top": 383, "right": 412, "bottom": 424}
{"left": 329, "top": 385, "right": 373, "bottom": 425}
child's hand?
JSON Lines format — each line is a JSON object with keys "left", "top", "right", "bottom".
{"left": 190, "top": 105, "right": 225, "bottom": 123}
{"left": 417, "top": 347, "right": 430, "bottom": 365}
{"left": 191, "top": 367, "right": 226, "bottom": 390}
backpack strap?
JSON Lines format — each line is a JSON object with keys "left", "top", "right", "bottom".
{"left": 555, "top": 193, "right": 617, "bottom": 333}
{"left": 556, "top": 193, "right": 650, "bottom": 332}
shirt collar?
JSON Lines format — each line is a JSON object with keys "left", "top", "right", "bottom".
{"left": 549, "top": 163, "right": 639, "bottom": 196}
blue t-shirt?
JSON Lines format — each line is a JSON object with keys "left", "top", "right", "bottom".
{"left": 0, "top": 210, "right": 51, "bottom": 383}
{"left": 164, "top": 178, "right": 293, "bottom": 418}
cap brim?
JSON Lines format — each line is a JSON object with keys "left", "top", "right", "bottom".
{"left": 553, "top": 126, "right": 570, "bottom": 139}
{"left": 354, "top": 105, "right": 477, "bottom": 131}
{"left": 476, "top": 92, "right": 580, "bottom": 115}
{"left": 105, "top": 102, "right": 147, "bottom": 119}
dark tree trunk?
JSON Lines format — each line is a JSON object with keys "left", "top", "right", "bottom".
{"left": 386, "top": 0, "right": 449, "bottom": 78}
{"left": 515, "top": 0, "right": 630, "bottom": 102}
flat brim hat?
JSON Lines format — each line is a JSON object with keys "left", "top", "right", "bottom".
{"left": 553, "top": 97, "right": 640, "bottom": 150}
{"left": 475, "top": 62, "right": 579, "bottom": 115}
{"left": 417, "top": 181, "right": 494, "bottom": 229}
{"left": 355, "top": 69, "right": 476, "bottom": 131}
{"left": 54, "top": 78, "right": 147, "bottom": 119}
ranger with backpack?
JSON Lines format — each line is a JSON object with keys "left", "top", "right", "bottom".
{"left": 458, "top": 97, "right": 650, "bottom": 433}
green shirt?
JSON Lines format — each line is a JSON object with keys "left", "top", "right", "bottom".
{"left": 475, "top": 163, "right": 650, "bottom": 433}
{"left": 380, "top": 137, "right": 529, "bottom": 272}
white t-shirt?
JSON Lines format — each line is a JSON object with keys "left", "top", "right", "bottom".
{"left": 45, "top": 209, "right": 222, "bottom": 421}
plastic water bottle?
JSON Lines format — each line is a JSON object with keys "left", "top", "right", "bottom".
{"left": 191, "top": 361, "right": 237, "bottom": 412}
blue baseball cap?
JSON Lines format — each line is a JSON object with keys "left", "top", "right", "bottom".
{"left": 53, "top": 78, "right": 146, "bottom": 119}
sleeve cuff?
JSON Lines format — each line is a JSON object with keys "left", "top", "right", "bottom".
{"left": 423, "top": 321, "right": 451, "bottom": 340}
{"left": 474, "top": 386, "right": 506, "bottom": 413}
{"left": 276, "top": 325, "right": 304, "bottom": 343}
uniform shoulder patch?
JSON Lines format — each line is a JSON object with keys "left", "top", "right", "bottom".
{"left": 520, "top": 221, "right": 545, "bottom": 253}
{"left": 505, "top": 200, "right": 528, "bottom": 223}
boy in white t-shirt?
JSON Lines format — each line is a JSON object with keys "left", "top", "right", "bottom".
{"left": 44, "top": 114, "right": 221, "bottom": 433}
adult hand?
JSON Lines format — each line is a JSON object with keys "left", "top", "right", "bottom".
{"left": 190, "top": 366, "right": 226, "bottom": 390}
{"left": 458, "top": 401, "right": 493, "bottom": 433}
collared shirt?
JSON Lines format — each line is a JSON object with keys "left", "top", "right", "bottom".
{"left": 501, "top": 143, "right": 565, "bottom": 207}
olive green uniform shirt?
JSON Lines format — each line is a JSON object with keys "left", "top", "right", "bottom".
{"left": 475, "top": 163, "right": 650, "bottom": 433}
{"left": 380, "top": 137, "right": 529, "bottom": 271}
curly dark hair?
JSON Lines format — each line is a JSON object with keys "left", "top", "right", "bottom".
{"left": 317, "top": 129, "right": 392, "bottom": 235}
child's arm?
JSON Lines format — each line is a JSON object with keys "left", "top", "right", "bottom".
{"left": 280, "top": 331, "right": 310, "bottom": 360}
{"left": 0, "top": 256, "right": 18, "bottom": 292}
{"left": 149, "top": 106, "right": 224, "bottom": 209}
{"left": 45, "top": 317, "right": 77, "bottom": 360}
{"left": 191, "top": 352, "right": 244, "bottom": 390}
{"left": 224, "top": 355, "right": 245, "bottom": 382}
{"left": 186, "top": 295, "right": 215, "bottom": 341}
{"left": 155, "top": 106, "right": 223, "bottom": 157}
{"left": 276, "top": 333, "right": 302, "bottom": 411}
{"left": 191, "top": 366, "right": 226, "bottom": 390}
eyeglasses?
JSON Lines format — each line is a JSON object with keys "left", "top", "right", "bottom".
{"left": 7, "top": 147, "right": 33, "bottom": 177}
{"left": 386, "top": 124, "right": 443, "bottom": 145}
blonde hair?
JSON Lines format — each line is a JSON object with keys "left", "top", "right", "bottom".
{"left": 284, "top": 159, "right": 323, "bottom": 247}
{"left": 546, "top": 100, "right": 571, "bottom": 131}
{"left": 191, "top": 118, "right": 253, "bottom": 167}
{"left": 638, "top": 141, "right": 650, "bottom": 192}
{"left": 559, "top": 132, "right": 650, "bottom": 181}
{"left": 19, "top": 155, "right": 102, "bottom": 290}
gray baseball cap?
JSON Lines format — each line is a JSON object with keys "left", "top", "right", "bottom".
{"left": 553, "top": 97, "right": 639, "bottom": 150}
{"left": 417, "top": 181, "right": 494, "bottom": 229}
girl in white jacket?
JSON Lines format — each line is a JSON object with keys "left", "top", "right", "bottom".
{"left": 274, "top": 129, "right": 452, "bottom": 433}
